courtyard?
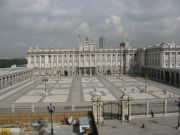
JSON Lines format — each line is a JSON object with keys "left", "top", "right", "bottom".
{"left": 0, "top": 75, "right": 179, "bottom": 106}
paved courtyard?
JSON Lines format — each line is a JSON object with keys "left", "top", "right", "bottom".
{"left": 0, "top": 75, "right": 179, "bottom": 105}
{"left": 106, "top": 76, "right": 179, "bottom": 100}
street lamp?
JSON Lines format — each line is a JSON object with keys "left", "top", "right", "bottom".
{"left": 47, "top": 103, "right": 56, "bottom": 134}
{"left": 175, "top": 97, "right": 180, "bottom": 129}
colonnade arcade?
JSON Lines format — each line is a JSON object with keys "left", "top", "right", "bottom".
{"left": 0, "top": 70, "right": 33, "bottom": 90}
{"left": 144, "top": 68, "right": 180, "bottom": 86}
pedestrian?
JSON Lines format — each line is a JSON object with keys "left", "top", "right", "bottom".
{"left": 142, "top": 124, "right": 145, "bottom": 128}
{"left": 124, "top": 113, "right": 128, "bottom": 122}
{"left": 151, "top": 109, "right": 154, "bottom": 118}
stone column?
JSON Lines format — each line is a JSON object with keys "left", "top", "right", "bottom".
{"left": 51, "top": 55, "right": 53, "bottom": 68}
{"left": 39, "top": 55, "right": 42, "bottom": 68}
{"left": 95, "top": 54, "right": 97, "bottom": 67}
{"left": 57, "top": 55, "right": 59, "bottom": 67}
{"left": 28, "top": 55, "right": 31, "bottom": 68}
{"left": 115, "top": 54, "right": 117, "bottom": 66}
{"left": 164, "top": 100, "right": 167, "bottom": 115}
{"left": 67, "top": 55, "right": 69, "bottom": 67}
{"left": 73, "top": 54, "right": 74, "bottom": 67}
{"left": 92, "top": 93, "right": 103, "bottom": 124}
{"left": 169, "top": 53, "right": 171, "bottom": 67}
{"left": 83, "top": 55, "right": 85, "bottom": 67}
{"left": 161, "top": 52, "right": 164, "bottom": 67}
{"left": 78, "top": 55, "right": 80, "bottom": 67}
{"left": 34, "top": 55, "right": 36, "bottom": 67}
{"left": 62, "top": 55, "right": 64, "bottom": 67}
{"left": 90, "top": 54, "right": 91, "bottom": 67}
{"left": 45, "top": 55, "right": 48, "bottom": 68}
{"left": 121, "top": 93, "right": 131, "bottom": 121}
{"left": 4, "top": 77, "right": 7, "bottom": 88}
{"left": 110, "top": 54, "right": 112, "bottom": 66}
{"left": 121, "top": 54, "right": 123, "bottom": 73}
{"left": 105, "top": 54, "right": 107, "bottom": 66}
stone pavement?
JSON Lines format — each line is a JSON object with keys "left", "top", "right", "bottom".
{"left": 105, "top": 75, "right": 180, "bottom": 100}
{"left": 82, "top": 77, "right": 116, "bottom": 101}
{"left": 0, "top": 75, "right": 179, "bottom": 105}
{"left": 98, "top": 115, "right": 180, "bottom": 135}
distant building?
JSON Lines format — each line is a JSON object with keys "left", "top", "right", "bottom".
{"left": 137, "top": 42, "right": 180, "bottom": 86}
{"left": 99, "top": 36, "right": 105, "bottom": 49}
{"left": 26, "top": 39, "right": 180, "bottom": 87}
{"left": 27, "top": 39, "right": 136, "bottom": 76}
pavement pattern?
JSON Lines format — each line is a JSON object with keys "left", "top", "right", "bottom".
{"left": 0, "top": 75, "right": 179, "bottom": 105}
{"left": 105, "top": 76, "right": 180, "bottom": 100}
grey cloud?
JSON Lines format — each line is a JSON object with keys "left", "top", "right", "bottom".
{"left": 0, "top": 0, "right": 180, "bottom": 57}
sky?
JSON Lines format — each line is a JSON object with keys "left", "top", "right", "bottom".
{"left": 0, "top": 0, "right": 180, "bottom": 58}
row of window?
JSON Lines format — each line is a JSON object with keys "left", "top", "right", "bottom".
{"left": 165, "top": 52, "right": 180, "bottom": 55}
{"left": 30, "top": 53, "right": 135, "bottom": 58}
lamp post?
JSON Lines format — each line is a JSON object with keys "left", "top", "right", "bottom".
{"left": 47, "top": 103, "right": 56, "bottom": 134}
{"left": 175, "top": 98, "right": 180, "bottom": 129}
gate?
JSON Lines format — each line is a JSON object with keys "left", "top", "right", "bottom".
{"left": 102, "top": 101, "right": 121, "bottom": 119}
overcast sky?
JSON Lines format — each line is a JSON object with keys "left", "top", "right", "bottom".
{"left": 0, "top": 0, "right": 180, "bottom": 58}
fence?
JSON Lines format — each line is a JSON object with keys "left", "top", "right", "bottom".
{"left": 0, "top": 97, "right": 179, "bottom": 122}
{"left": 102, "top": 97, "right": 179, "bottom": 119}
{"left": 0, "top": 102, "right": 92, "bottom": 113}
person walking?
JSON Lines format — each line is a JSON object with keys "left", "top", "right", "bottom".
{"left": 151, "top": 109, "right": 154, "bottom": 118}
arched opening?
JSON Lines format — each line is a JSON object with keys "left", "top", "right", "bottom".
{"left": 161, "top": 71, "right": 163, "bottom": 81}
{"left": 92, "top": 68, "right": 96, "bottom": 76}
{"left": 165, "top": 71, "right": 170, "bottom": 83}
{"left": 3, "top": 77, "right": 5, "bottom": 88}
{"left": 64, "top": 71, "right": 68, "bottom": 76}
{"left": 107, "top": 70, "right": 111, "bottom": 75}
{"left": 171, "top": 72, "right": 174, "bottom": 84}
{"left": 86, "top": 68, "right": 90, "bottom": 75}
{"left": 157, "top": 70, "right": 160, "bottom": 80}
{"left": 154, "top": 70, "right": 157, "bottom": 79}
{"left": 176, "top": 73, "right": 179, "bottom": 85}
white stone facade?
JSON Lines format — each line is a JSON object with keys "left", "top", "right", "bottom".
{"left": 27, "top": 40, "right": 137, "bottom": 76}
{"left": 0, "top": 67, "right": 33, "bottom": 90}
{"left": 137, "top": 42, "right": 180, "bottom": 69}
{"left": 26, "top": 40, "right": 180, "bottom": 87}
{"left": 137, "top": 42, "right": 180, "bottom": 86}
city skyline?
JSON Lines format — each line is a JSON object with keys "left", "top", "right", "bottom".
{"left": 0, "top": 0, "right": 180, "bottom": 57}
